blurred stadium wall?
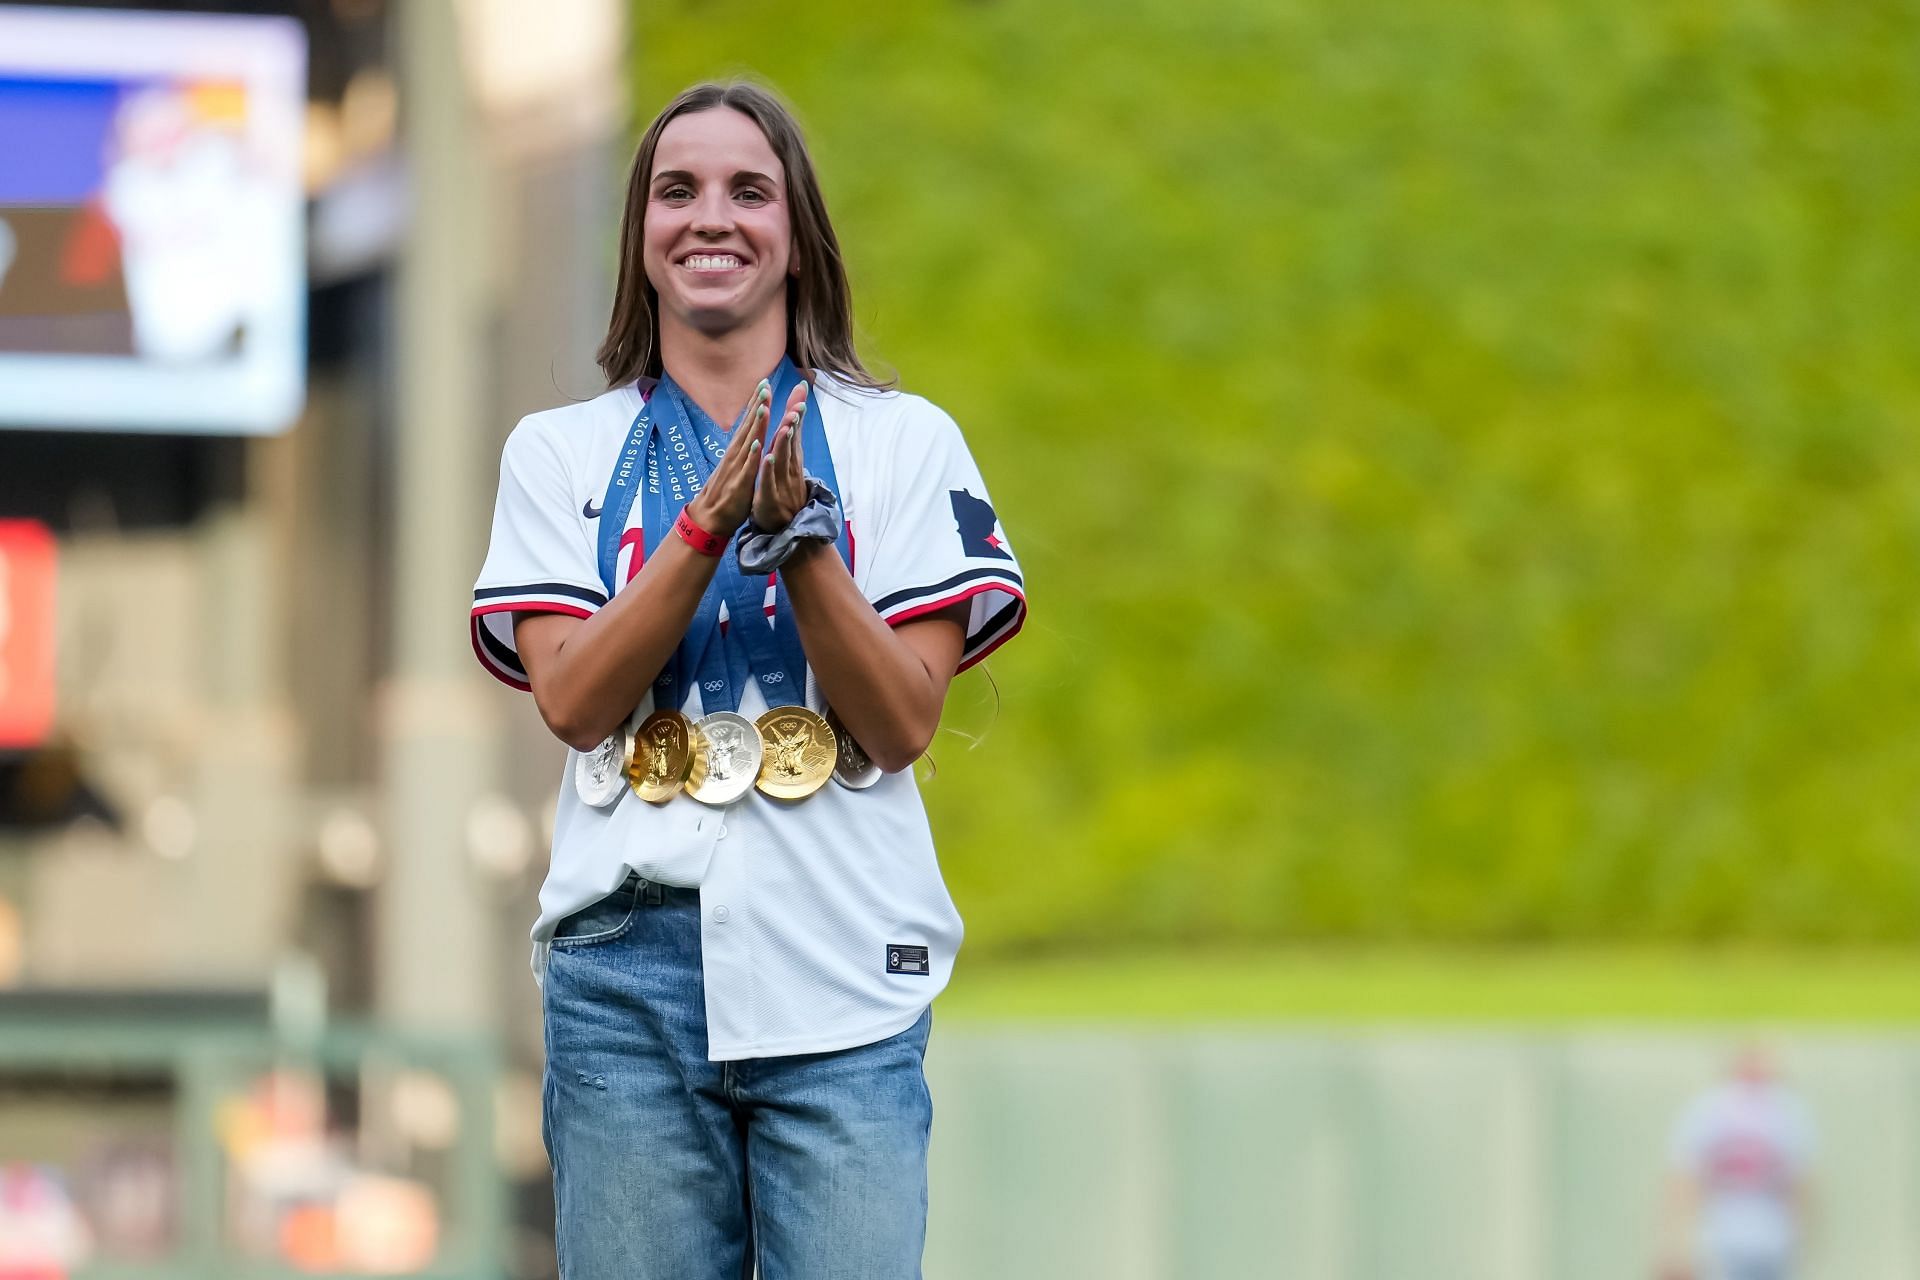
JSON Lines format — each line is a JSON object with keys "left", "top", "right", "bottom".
{"left": 0, "top": 0, "right": 627, "bottom": 1026}
{"left": 0, "top": 1, "right": 628, "bottom": 1273}
{"left": 923, "top": 1030, "right": 1917, "bottom": 1280}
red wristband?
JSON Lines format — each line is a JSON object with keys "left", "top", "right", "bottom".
{"left": 675, "top": 508, "right": 729, "bottom": 557}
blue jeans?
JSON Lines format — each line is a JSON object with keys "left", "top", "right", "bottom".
{"left": 541, "top": 877, "right": 933, "bottom": 1279}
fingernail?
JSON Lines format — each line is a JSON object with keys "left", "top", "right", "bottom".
{"left": 796, "top": 403, "right": 807, "bottom": 422}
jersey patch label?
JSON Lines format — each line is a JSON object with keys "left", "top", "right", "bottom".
{"left": 886, "top": 944, "right": 931, "bottom": 976}
{"left": 949, "top": 489, "right": 1012, "bottom": 561}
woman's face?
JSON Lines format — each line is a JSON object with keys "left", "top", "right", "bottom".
{"left": 643, "top": 107, "right": 794, "bottom": 342}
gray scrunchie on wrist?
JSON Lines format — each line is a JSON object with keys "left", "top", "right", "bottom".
{"left": 736, "top": 478, "right": 843, "bottom": 574}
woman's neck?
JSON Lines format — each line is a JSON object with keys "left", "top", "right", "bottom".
{"left": 658, "top": 311, "right": 788, "bottom": 430}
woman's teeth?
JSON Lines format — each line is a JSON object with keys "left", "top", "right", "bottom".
{"left": 683, "top": 254, "right": 742, "bottom": 270}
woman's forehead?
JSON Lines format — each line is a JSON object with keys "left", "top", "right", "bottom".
{"left": 653, "top": 108, "right": 783, "bottom": 182}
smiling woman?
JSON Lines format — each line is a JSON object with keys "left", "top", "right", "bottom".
{"left": 469, "top": 80, "right": 1028, "bottom": 1279}
{"left": 595, "top": 84, "right": 887, "bottom": 401}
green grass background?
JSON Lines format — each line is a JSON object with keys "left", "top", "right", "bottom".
{"left": 936, "top": 948, "right": 1920, "bottom": 1023}
{"left": 633, "top": 1, "right": 1920, "bottom": 958}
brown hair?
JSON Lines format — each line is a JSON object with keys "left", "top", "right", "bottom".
{"left": 597, "top": 81, "right": 890, "bottom": 390}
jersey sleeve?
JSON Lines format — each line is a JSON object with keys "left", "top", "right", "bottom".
{"left": 470, "top": 418, "right": 608, "bottom": 691}
{"left": 859, "top": 402, "right": 1026, "bottom": 672}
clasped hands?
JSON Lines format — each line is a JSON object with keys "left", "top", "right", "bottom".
{"left": 685, "top": 379, "right": 812, "bottom": 537}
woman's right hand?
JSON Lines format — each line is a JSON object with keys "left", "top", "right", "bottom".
{"left": 685, "top": 381, "right": 772, "bottom": 535}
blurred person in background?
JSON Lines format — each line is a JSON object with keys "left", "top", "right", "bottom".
{"left": 470, "top": 80, "right": 1026, "bottom": 1278}
{"left": 0, "top": 1162, "right": 92, "bottom": 1280}
{"left": 1655, "top": 1045, "right": 1816, "bottom": 1280}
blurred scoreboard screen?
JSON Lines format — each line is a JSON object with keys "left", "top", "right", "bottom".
{"left": 0, "top": 6, "right": 306, "bottom": 435}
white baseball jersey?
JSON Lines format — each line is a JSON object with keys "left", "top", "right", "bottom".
{"left": 471, "top": 373, "right": 1026, "bottom": 1060}
{"left": 1670, "top": 1079, "right": 1814, "bottom": 1266}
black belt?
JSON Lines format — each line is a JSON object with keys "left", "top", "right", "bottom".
{"left": 622, "top": 872, "right": 669, "bottom": 906}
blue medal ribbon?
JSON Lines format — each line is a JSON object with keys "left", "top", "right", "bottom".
{"left": 593, "top": 357, "right": 851, "bottom": 716}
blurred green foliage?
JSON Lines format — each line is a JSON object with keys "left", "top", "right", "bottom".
{"left": 633, "top": 1, "right": 1920, "bottom": 953}
{"left": 940, "top": 947, "right": 1920, "bottom": 1023}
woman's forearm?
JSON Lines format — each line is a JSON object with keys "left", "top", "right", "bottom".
{"left": 517, "top": 536, "right": 723, "bottom": 750}
{"left": 780, "top": 541, "right": 958, "bottom": 772}
{"left": 523, "top": 531, "right": 962, "bottom": 765}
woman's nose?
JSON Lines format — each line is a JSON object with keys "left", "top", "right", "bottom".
{"left": 690, "top": 189, "right": 733, "bottom": 234}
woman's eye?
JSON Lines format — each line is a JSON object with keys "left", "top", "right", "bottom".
{"left": 736, "top": 189, "right": 767, "bottom": 204}
{"left": 659, "top": 186, "right": 692, "bottom": 201}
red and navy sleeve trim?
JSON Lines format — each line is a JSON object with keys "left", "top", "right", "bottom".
{"left": 871, "top": 567, "right": 1022, "bottom": 616}
{"left": 474, "top": 581, "right": 608, "bottom": 609}
{"left": 874, "top": 567, "right": 1027, "bottom": 672}
{"left": 469, "top": 580, "right": 608, "bottom": 690}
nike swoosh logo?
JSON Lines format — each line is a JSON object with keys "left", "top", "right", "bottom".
{"left": 582, "top": 498, "right": 603, "bottom": 519}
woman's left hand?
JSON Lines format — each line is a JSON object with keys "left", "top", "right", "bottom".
{"left": 752, "top": 382, "right": 812, "bottom": 531}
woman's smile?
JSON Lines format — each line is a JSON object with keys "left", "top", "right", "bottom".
{"left": 676, "top": 251, "right": 751, "bottom": 278}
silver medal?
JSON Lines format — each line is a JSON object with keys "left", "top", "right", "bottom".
{"left": 827, "top": 709, "right": 881, "bottom": 790}
{"left": 686, "top": 711, "right": 763, "bottom": 806}
{"left": 573, "top": 727, "right": 633, "bottom": 808}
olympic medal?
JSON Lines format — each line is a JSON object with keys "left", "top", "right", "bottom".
{"left": 686, "top": 711, "right": 762, "bottom": 806}
{"left": 573, "top": 727, "right": 633, "bottom": 808}
{"left": 628, "top": 709, "right": 694, "bottom": 804}
{"left": 754, "top": 707, "right": 837, "bottom": 800}
{"left": 826, "top": 708, "right": 881, "bottom": 791}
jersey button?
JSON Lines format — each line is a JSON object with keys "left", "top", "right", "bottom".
{"left": 717, "top": 824, "right": 729, "bottom": 839}
{"left": 711, "top": 904, "right": 731, "bottom": 923}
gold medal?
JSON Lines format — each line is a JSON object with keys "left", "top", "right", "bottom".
{"left": 754, "top": 707, "right": 837, "bottom": 799}
{"left": 628, "top": 709, "right": 694, "bottom": 803}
